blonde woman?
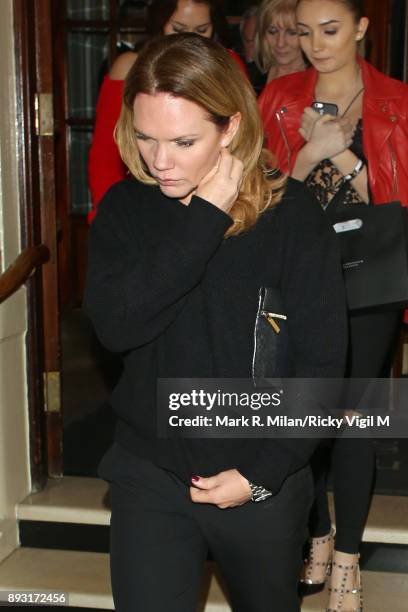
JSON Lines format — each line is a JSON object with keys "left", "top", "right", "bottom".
{"left": 84, "top": 33, "right": 347, "bottom": 612}
{"left": 254, "top": 0, "right": 307, "bottom": 83}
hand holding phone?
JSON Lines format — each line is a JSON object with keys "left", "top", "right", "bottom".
{"left": 312, "top": 101, "right": 339, "bottom": 117}
{"left": 299, "top": 107, "right": 354, "bottom": 164}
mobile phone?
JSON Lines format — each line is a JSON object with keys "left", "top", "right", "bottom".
{"left": 312, "top": 101, "right": 339, "bottom": 116}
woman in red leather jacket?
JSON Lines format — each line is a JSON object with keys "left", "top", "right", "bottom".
{"left": 87, "top": 0, "right": 247, "bottom": 222}
{"left": 259, "top": 1, "right": 407, "bottom": 610}
{"left": 259, "top": 6, "right": 408, "bottom": 205}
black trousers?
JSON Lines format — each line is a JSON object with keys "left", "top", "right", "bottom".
{"left": 309, "top": 309, "right": 402, "bottom": 553}
{"left": 98, "top": 442, "right": 314, "bottom": 612}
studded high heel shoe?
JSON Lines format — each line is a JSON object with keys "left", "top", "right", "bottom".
{"left": 299, "top": 526, "right": 336, "bottom": 596}
{"left": 326, "top": 555, "right": 363, "bottom": 612}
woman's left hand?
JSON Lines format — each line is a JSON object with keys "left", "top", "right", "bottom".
{"left": 189, "top": 469, "right": 252, "bottom": 509}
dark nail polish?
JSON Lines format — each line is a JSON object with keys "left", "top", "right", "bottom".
{"left": 191, "top": 475, "right": 200, "bottom": 482}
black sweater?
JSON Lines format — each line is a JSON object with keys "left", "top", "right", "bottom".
{"left": 84, "top": 177, "right": 347, "bottom": 493}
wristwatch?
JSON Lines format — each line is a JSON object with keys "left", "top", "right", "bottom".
{"left": 343, "top": 158, "right": 365, "bottom": 183}
{"left": 248, "top": 481, "right": 273, "bottom": 503}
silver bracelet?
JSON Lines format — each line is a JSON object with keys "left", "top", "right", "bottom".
{"left": 343, "top": 158, "right": 365, "bottom": 183}
{"left": 248, "top": 481, "right": 273, "bottom": 503}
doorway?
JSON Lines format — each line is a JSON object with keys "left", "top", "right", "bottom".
{"left": 19, "top": 0, "right": 407, "bottom": 485}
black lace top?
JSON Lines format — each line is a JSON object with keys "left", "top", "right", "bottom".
{"left": 305, "top": 119, "right": 369, "bottom": 210}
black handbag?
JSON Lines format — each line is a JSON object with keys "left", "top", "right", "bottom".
{"left": 252, "top": 288, "right": 342, "bottom": 422}
{"left": 332, "top": 202, "right": 408, "bottom": 311}
{"left": 252, "top": 287, "right": 293, "bottom": 386}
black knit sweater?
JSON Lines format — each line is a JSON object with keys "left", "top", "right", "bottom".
{"left": 84, "top": 177, "right": 347, "bottom": 494}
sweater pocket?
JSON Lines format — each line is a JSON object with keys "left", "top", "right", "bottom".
{"left": 252, "top": 286, "right": 291, "bottom": 387}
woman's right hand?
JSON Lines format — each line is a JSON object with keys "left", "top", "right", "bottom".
{"left": 195, "top": 148, "right": 244, "bottom": 214}
{"left": 299, "top": 108, "right": 354, "bottom": 165}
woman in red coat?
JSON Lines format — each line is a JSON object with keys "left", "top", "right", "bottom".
{"left": 88, "top": 0, "right": 247, "bottom": 222}
{"left": 259, "top": 1, "right": 408, "bottom": 610}
{"left": 259, "top": 6, "right": 408, "bottom": 205}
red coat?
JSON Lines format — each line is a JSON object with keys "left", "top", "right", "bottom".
{"left": 87, "top": 49, "right": 248, "bottom": 223}
{"left": 259, "top": 58, "right": 408, "bottom": 207}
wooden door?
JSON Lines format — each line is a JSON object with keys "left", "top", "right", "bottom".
{"left": 53, "top": 0, "right": 147, "bottom": 308}
{"left": 13, "top": 0, "right": 62, "bottom": 481}
{"left": 13, "top": 0, "right": 147, "bottom": 483}
{"left": 363, "top": 0, "right": 392, "bottom": 73}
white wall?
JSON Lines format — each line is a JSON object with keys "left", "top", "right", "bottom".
{"left": 0, "top": 0, "right": 31, "bottom": 563}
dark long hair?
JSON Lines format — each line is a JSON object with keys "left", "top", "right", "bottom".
{"left": 334, "top": 0, "right": 363, "bottom": 20}
{"left": 296, "top": 0, "right": 363, "bottom": 22}
{"left": 146, "top": 0, "right": 231, "bottom": 46}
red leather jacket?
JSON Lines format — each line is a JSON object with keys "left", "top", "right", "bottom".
{"left": 259, "top": 58, "right": 408, "bottom": 206}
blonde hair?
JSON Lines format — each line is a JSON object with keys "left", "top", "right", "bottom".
{"left": 115, "top": 33, "right": 286, "bottom": 238}
{"left": 254, "top": 0, "right": 298, "bottom": 74}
